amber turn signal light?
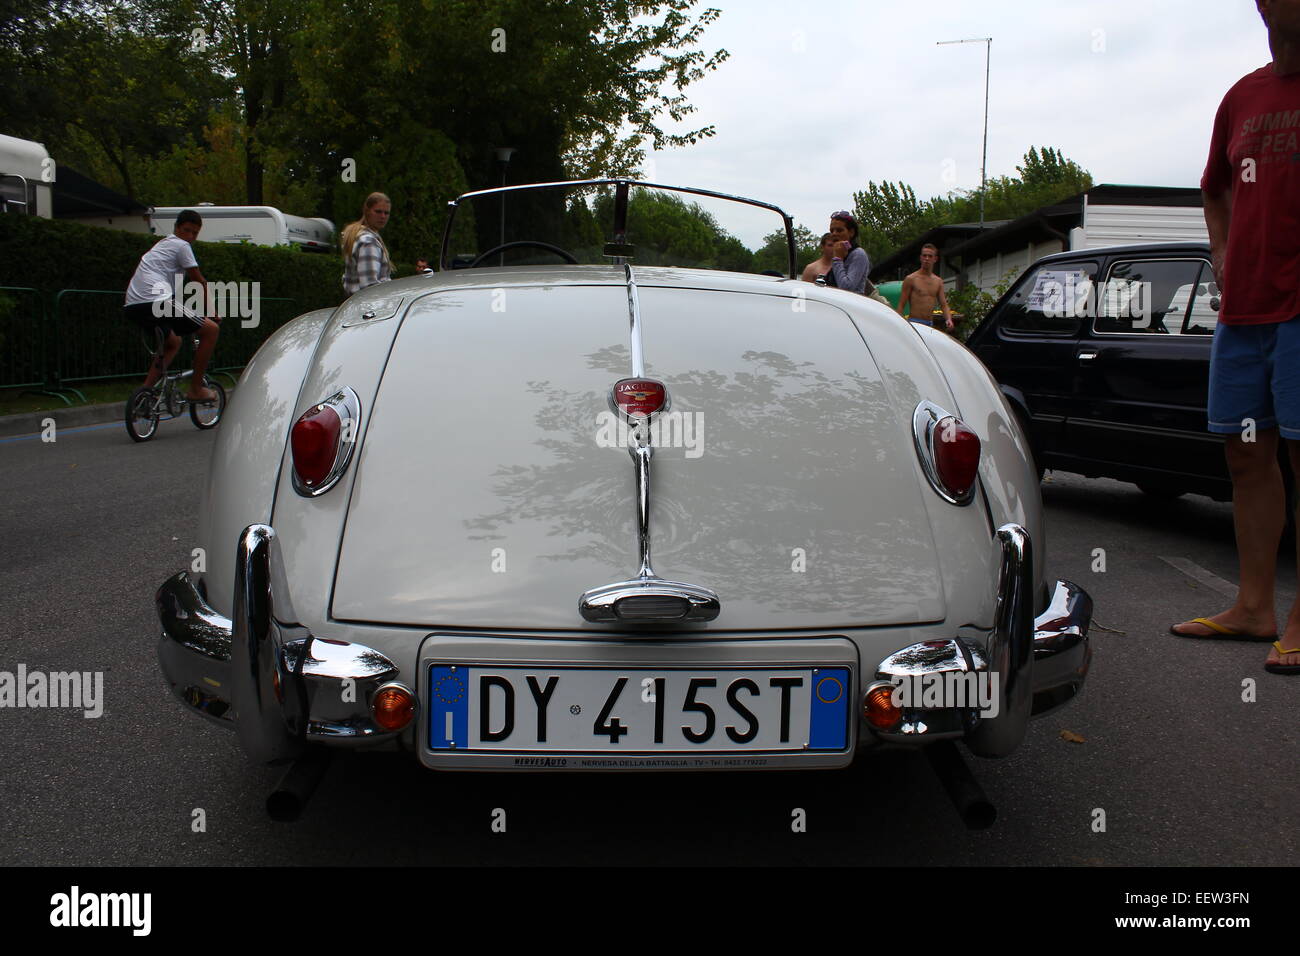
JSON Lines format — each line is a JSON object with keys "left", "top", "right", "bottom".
{"left": 863, "top": 682, "right": 902, "bottom": 730}
{"left": 372, "top": 684, "right": 415, "bottom": 731}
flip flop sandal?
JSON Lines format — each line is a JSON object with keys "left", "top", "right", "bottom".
{"left": 1264, "top": 641, "right": 1300, "bottom": 675}
{"left": 1169, "top": 617, "right": 1277, "bottom": 642}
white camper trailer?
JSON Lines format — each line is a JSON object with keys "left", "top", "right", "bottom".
{"left": 0, "top": 133, "right": 54, "bottom": 217}
{"left": 151, "top": 205, "right": 335, "bottom": 252}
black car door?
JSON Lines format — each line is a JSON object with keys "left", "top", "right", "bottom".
{"left": 1068, "top": 255, "right": 1226, "bottom": 488}
{"left": 968, "top": 257, "right": 1098, "bottom": 461}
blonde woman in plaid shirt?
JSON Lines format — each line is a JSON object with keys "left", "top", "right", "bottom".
{"left": 341, "top": 192, "right": 393, "bottom": 296}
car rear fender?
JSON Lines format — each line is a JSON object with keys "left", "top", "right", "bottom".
{"left": 838, "top": 300, "right": 1006, "bottom": 633}
{"left": 913, "top": 326, "right": 1046, "bottom": 604}
{"left": 198, "top": 307, "right": 335, "bottom": 618}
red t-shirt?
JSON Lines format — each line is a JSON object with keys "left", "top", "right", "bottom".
{"left": 1201, "top": 64, "right": 1300, "bottom": 325}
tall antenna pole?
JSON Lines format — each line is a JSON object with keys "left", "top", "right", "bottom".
{"left": 938, "top": 37, "right": 993, "bottom": 232}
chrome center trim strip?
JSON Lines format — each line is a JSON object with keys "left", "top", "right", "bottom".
{"left": 578, "top": 263, "right": 721, "bottom": 624}
{"left": 625, "top": 262, "right": 645, "bottom": 378}
{"left": 633, "top": 439, "right": 653, "bottom": 578}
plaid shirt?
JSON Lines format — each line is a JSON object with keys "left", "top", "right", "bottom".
{"left": 342, "top": 230, "right": 392, "bottom": 295}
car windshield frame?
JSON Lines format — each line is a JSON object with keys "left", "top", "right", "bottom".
{"left": 438, "top": 178, "right": 797, "bottom": 278}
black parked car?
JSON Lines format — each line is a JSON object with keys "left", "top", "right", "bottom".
{"left": 966, "top": 241, "right": 1239, "bottom": 501}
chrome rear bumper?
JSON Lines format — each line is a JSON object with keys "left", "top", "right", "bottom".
{"left": 157, "top": 523, "right": 1092, "bottom": 765}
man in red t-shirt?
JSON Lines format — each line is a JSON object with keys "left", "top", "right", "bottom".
{"left": 1172, "top": 0, "right": 1300, "bottom": 676}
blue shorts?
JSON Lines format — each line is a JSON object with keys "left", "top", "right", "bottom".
{"left": 908, "top": 317, "right": 934, "bottom": 328}
{"left": 1207, "top": 314, "right": 1300, "bottom": 440}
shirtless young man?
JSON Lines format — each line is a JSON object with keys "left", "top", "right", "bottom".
{"left": 801, "top": 234, "right": 835, "bottom": 283}
{"left": 898, "top": 244, "right": 954, "bottom": 331}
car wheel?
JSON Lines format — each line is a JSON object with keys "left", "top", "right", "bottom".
{"left": 125, "top": 387, "right": 160, "bottom": 442}
{"left": 189, "top": 377, "right": 226, "bottom": 430}
{"left": 1136, "top": 484, "right": 1185, "bottom": 500}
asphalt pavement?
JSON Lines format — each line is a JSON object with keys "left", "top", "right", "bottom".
{"left": 1, "top": 416, "right": 1296, "bottom": 865}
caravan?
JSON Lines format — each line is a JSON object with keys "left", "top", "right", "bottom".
{"left": 0, "top": 133, "right": 54, "bottom": 216}
{"left": 152, "top": 205, "right": 335, "bottom": 252}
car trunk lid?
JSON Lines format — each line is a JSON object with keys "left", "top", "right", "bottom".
{"left": 330, "top": 283, "right": 947, "bottom": 630}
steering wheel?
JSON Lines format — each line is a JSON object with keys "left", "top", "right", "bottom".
{"left": 469, "top": 240, "right": 579, "bottom": 267}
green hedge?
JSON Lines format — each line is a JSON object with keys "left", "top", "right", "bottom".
{"left": 0, "top": 213, "right": 344, "bottom": 309}
{"left": 0, "top": 214, "right": 346, "bottom": 387}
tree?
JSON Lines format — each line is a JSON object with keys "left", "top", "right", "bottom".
{"left": 0, "top": 1, "right": 225, "bottom": 199}
{"left": 590, "top": 188, "right": 743, "bottom": 268}
{"left": 2, "top": 0, "right": 730, "bottom": 254}
{"left": 753, "top": 224, "right": 817, "bottom": 276}
{"left": 291, "top": 0, "right": 729, "bottom": 250}
{"left": 853, "top": 146, "right": 1094, "bottom": 268}
{"left": 851, "top": 181, "right": 939, "bottom": 267}
{"left": 193, "top": 0, "right": 306, "bottom": 205}
{"left": 332, "top": 123, "right": 470, "bottom": 266}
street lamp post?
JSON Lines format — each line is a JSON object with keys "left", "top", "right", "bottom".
{"left": 937, "top": 37, "right": 992, "bottom": 233}
{"left": 494, "top": 147, "right": 517, "bottom": 266}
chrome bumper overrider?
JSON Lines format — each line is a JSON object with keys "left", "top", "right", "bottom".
{"left": 157, "top": 523, "right": 1091, "bottom": 765}
{"left": 871, "top": 524, "right": 1093, "bottom": 755}
{"left": 156, "top": 524, "right": 408, "bottom": 763}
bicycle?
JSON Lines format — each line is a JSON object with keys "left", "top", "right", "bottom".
{"left": 124, "top": 326, "right": 226, "bottom": 442}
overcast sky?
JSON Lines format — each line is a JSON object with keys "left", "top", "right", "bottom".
{"left": 645, "top": 0, "right": 1272, "bottom": 244}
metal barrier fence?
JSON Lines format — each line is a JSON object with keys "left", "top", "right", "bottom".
{"left": 42, "top": 289, "right": 299, "bottom": 390}
{"left": 0, "top": 286, "right": 45, "bottom": 391}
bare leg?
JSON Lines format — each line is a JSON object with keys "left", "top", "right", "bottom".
{"left": 143, "top": 332, "right": 182, "bottom": 388}
{"left": 187, "top": 319, "right": 220, "bottom": 401}
{"left": 1268, "top": 439, "right": 1300, "bottom": 669}
{"left": 1172, "top": 430, "right": 1282, "bottom": 638}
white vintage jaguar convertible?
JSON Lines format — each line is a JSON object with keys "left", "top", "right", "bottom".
{"left": 156, "top": 181, "right": 1092, "bottom": 825}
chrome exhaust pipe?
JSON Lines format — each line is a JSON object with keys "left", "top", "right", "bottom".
{"left": 925, "top": 741, "right": 996, "bottom": 830}
{"left": 266, "top": 748, "right": 332, "bottom": 822}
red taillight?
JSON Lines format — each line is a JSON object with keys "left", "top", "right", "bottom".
{"left": 933, "top": 416, "right": 981, "bottom": 499}
{"left": 291, "top": 404, "right": 341, "bottom": 489}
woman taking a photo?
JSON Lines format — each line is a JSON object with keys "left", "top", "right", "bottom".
{"left": 341, "top": 192, "right": 393, "bottom": 296}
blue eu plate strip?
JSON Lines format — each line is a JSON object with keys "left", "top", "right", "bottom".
{"left": 808, "top": 668, "right": 849, "bottom": 750}
{"left": 428, "top": 666, "right": 469, "bottom": 750}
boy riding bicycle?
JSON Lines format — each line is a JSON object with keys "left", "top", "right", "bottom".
{"left": 122, "top": 209, "right": 221, "bottom": 402}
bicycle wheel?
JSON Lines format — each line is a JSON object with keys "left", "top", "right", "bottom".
{"left": 188, "top": 376, "right": 226, "bottom": 430}
{"left": 126, "top": 386, "right": 161, "bottom": 442}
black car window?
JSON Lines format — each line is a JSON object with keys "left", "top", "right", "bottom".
{"left": 997, "top": 261, "right": 1097, "bottom": 334}
{"left": 1096, "top": 259, "right": 1205, "bottom": 335}
{"left": 1184, "top": 264, "right": 1219, "bottom": 334}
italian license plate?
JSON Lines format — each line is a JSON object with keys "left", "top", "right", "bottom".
{"left": 426, "top": 665, "right": 851, "bottom": 753}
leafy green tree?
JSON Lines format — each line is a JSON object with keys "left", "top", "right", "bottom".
{"left": 0, "top": 0, "right": 225, "bottom": 199}
{"left": 851, "top": 181, "right": 937, "bottom": 267}
{"left": 192, "top": 0, "right": 306, "bottom": 205}
{"left": 753, "top": 224, "right": 818, "bottom": 276}
{"left": 332, "top": 123, "right": 470, "bottom": 266}
{"left": 712, "top": 234, "right": 753, "bottom": 274}
{"left": 853, "top": 147, "right": 1094, "bottom": 269}
{"left": 589, "top": 189, "right": 740, "bottom": 267}
{"left": 292, "top": 0, "right": 728, "bottom": 250}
